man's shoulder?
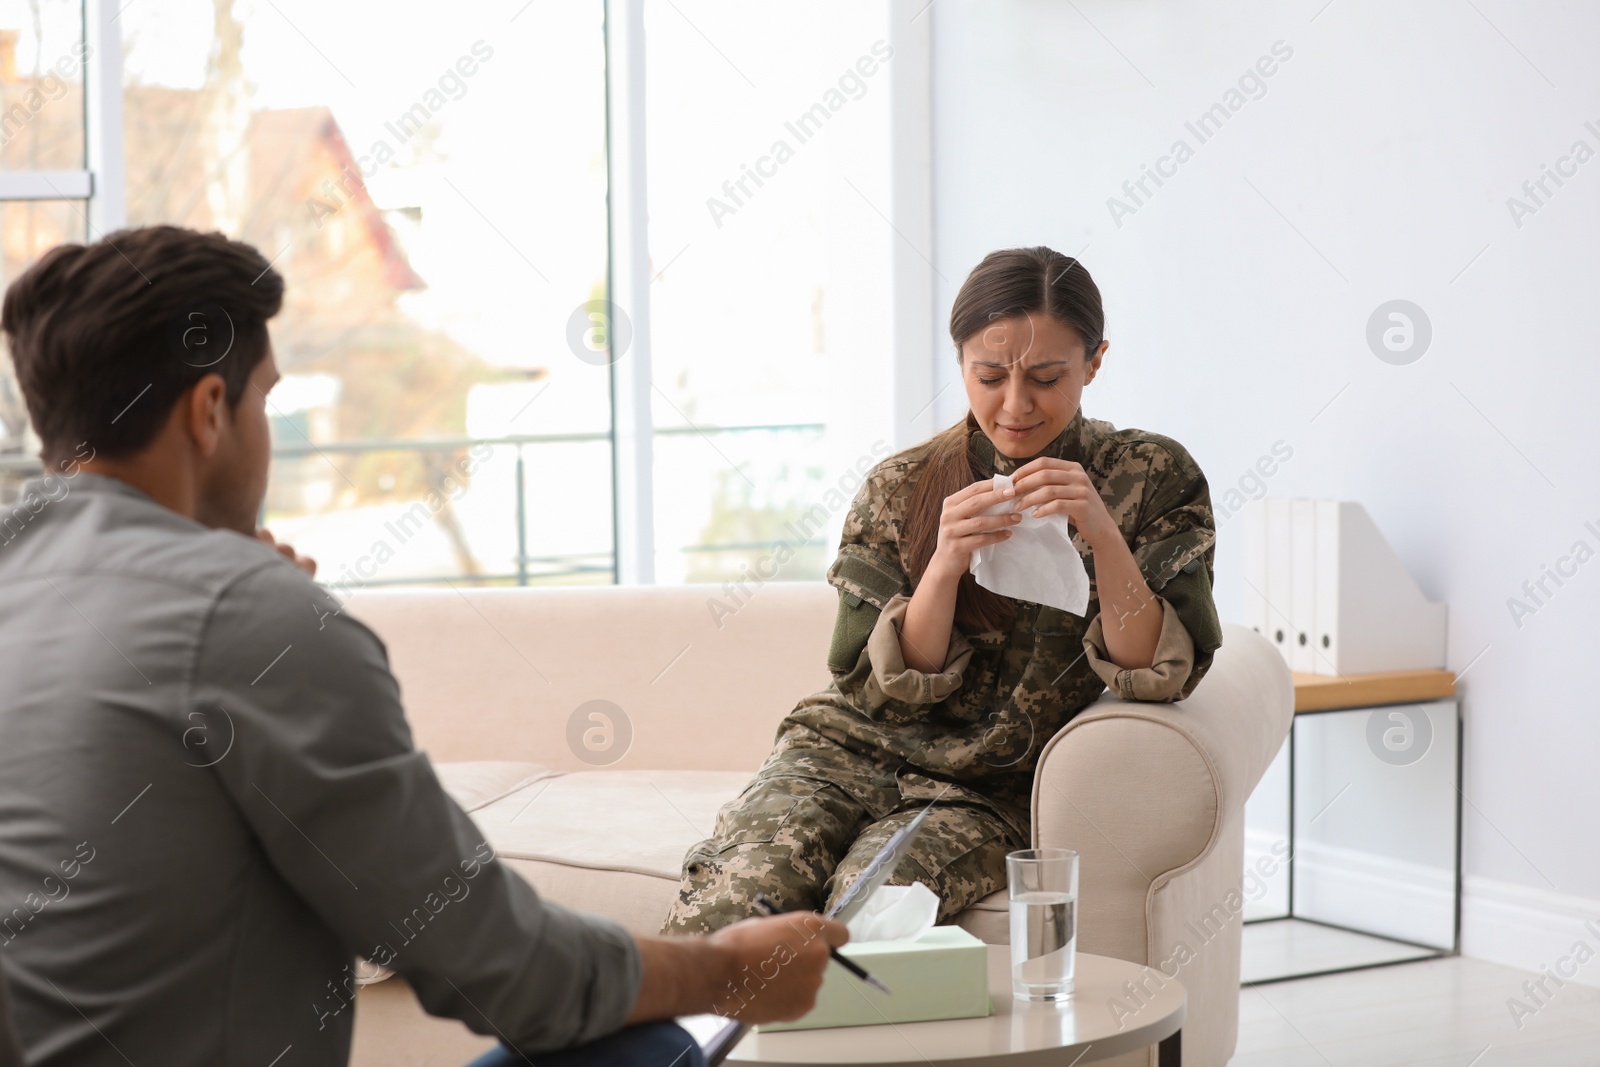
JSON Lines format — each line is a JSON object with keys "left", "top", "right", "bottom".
{"left": 105, "top": 522, "right": 309, "bottom": 612}
{"left": 85, "top": 523, "right": 342, "bottom": 667}
{"left": 1, "top": 476, "right": 293, "bottom": 600}
{"left": 196, "top": 557, "right": 381, "bottom": 697}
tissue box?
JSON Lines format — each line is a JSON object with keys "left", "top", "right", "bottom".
{"left": 756, "top": 925, "right": 990, "bottom": 1032}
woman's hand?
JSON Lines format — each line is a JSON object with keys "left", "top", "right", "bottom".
{"left": 927, "top": 479, "right": 1022, "bottom": 585}
{"left": 1013, "top": 458, "right": 1165, "bottom": 666}
{"left": 900, "top": 479, "right": 1016, "bottom": 673}
{"left": 1010, "top": 458, "right": 1120, "bottom": 550}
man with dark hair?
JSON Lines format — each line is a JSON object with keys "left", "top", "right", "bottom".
{"left": 0, "top": 226, "right": 845, "bottom": 1066}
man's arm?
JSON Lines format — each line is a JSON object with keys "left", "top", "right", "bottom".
{"left": 191, "top": 563, "right": 639, "bottom": 1050}
{"left": 190, "top": 561, "right": 843, "bottom": 1051}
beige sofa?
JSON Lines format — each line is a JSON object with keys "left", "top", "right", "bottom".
{"left": 345, "top": 581, "right": 1292, "bottom": 1067}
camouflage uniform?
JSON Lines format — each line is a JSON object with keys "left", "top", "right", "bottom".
{"left": 662, "top": 408, "right": 1221, "bottom": 934}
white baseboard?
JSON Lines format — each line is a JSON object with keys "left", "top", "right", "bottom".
{"left": 1461, "top": 876, "right": 1600, "bottom": 990}
{"left": 1242, "top": 828, "right": 1291, "bottom": 920}
{"left": 1244, "top": 830, "right": 1454, "bottom": 947}
{"left": 1243, "top": 830, "right": 1600, "bottom": 989}
{"left": 1291, "top": 840, "right": 1455, "bottom": 950}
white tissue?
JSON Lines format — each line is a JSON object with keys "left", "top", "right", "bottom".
{"left": 844, "top": 882, "right": 940, "bottom": 942}
{"left": 969, "top": 472, "right": 1091, "bottom": 616}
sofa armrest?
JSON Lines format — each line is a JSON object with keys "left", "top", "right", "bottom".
{"left": 1030, "top": 622, "right": 1293, "bottom": 895}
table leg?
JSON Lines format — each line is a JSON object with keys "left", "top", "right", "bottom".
{"left": 1157, "top": 1028, "right": 1181, "bottom": 1067}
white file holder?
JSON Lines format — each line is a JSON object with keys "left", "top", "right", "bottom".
{"left": 1254, "top": 499, "right": 1305, "bottom": 668}
{"left": 1242, "top": 499, "right": 1269, "bottom": 640}
{"left": 1242, "top": 498, "right": 1447, "bottom": 674}
{"left": 1289, "top": 500, "right": 1318, "bottom": 672}
{"left": 1311, "top": 500, "right": 1446, "bottom": 674}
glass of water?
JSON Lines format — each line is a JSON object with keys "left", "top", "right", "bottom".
{"left": 1007, "top": 848, "right": 1079, "bottom": 1002}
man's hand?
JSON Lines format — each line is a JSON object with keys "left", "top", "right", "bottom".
{"left": 626, "top": 912, "right": 848, "bottom": 1026}
{"left": 706, "top": 912, "right": 846, "bottom": 1022}
{"left": 256, "top": 528, "right": 316, "bottom": 578}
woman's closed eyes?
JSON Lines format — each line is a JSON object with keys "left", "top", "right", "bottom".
{"left": 975, "top": 375, "right": 1061, "bottom": 387}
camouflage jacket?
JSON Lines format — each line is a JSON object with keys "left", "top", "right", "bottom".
{"left": 783, "top": 407, "right": 1222, "bottom": 801}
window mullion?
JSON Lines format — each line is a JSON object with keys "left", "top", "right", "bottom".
{"left": 83, "top": 0, "right": 127, "bottom": 235}
{"left": 604, "top": 0, "right": 656, "bottom": 585}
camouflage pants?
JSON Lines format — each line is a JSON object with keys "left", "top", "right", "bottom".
{"left": 660, "top": 724, "right": 1030, "bottom": 935}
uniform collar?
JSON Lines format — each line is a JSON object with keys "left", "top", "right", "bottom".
{"left": 967, "top": 407, "right": 1093, "bottom": 478}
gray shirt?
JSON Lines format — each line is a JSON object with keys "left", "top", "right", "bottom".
{"left": 0, "top": 473, "right": 641, "bottom": 1065}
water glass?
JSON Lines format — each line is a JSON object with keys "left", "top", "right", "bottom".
{"left": 1007, "top": 848, "right": 1079, "bottom": 1002}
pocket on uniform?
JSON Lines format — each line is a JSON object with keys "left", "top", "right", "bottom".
{"left": 701, "top": 777, "right": 833, "bottom": 857}
{"left": 827, "top": 592, "right": 881, "bottom": 675}
{"left": 825, "top": 551, "right": 907, "bottom": 674}
{"left": 912, "top": 826, "right": 1012, "bottom": 917}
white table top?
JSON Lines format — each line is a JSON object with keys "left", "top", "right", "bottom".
{"left": 727, "top": 946, "right": 1186, "bottom": 1066}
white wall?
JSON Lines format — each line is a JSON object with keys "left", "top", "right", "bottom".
{"left": 926, "top": 0, "right": 1600, "bottom": 978}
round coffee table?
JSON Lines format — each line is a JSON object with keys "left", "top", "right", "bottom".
{"left": 727, "top": 946, "right": 1186, "bottom": 1066}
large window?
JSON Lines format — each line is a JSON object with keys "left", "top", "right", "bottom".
{"left": 0, "top": 0, "right": 908, "bottom": 590}
{"left": 644, "top": 1, "right": 896, "bottom": 584}
{"left": 0, "top": 0, "right": 88, "bottom": 457}
{"left": 120, "top": 0, "right": 613, "bottom": 587}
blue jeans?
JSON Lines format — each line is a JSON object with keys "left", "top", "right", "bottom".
{"left": 464, "top": 1020, "right": 707, "bottom": 1067}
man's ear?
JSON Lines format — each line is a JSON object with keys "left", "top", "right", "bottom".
{"left": 183, "top": 374, "right": 229, "bottom": 458}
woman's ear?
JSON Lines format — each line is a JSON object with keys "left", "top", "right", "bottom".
{"left": 1085, "top": 340, "right": 1108, "bottom": 383}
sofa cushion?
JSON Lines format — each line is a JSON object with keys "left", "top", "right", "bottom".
{"left": 448, "top": 765, "right": 1013, "bottom": 942}
{"left": 471, "top": 769, "right": 748, "bottom": 877}
{"left": 435, "top": 761, "right": 559, "bottom": 813}
{"left": 462, "top": 768, "right": 749, "bottom": 938}
{"left": 957, "top": 889, "right": 1008, "bottom": 944}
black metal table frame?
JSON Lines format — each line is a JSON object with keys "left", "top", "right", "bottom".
{"left": 1241, "top": 697, "right": 1463, "bottom": 985}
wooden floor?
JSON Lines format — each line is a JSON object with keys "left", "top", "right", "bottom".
{"left": 1230, "top": 955, "right": 1600, "bottom": 1066}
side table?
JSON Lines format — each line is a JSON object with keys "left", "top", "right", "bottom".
{"left": 727, "top": 945, "right": 1186, "bottom": 1066}
{"left": 1242, "top": 667, "right": 1461, "bottom": 983}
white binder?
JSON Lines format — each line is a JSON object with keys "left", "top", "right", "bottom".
{"left": 1312, "top": 500, "right": 1447, "bottom": 674}
{"left": 1290, "top": 499, "right": 1318, "bottom": 672}
{"left": 1241, "top": 499, "right": 1269, "bottom": 640}
{"left": 1263, "top": 497, "right": 1294, "bottom": 668}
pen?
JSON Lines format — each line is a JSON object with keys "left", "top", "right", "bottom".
{"left": 752, "top": 893, "right": 892, "bottom": 996}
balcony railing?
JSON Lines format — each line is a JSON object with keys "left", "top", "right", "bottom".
{"left": 0, "top": 422, "right": 830, "bottom": 587}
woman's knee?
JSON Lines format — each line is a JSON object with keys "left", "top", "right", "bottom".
{"left": 909, "top": 832, "right": 1012, "bottom": 921}
{"left": 662, "top": 775, "right": 866, "bottom": 934}
{"left": 828, "top": 806, "right": 1019, "bottom": 922}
